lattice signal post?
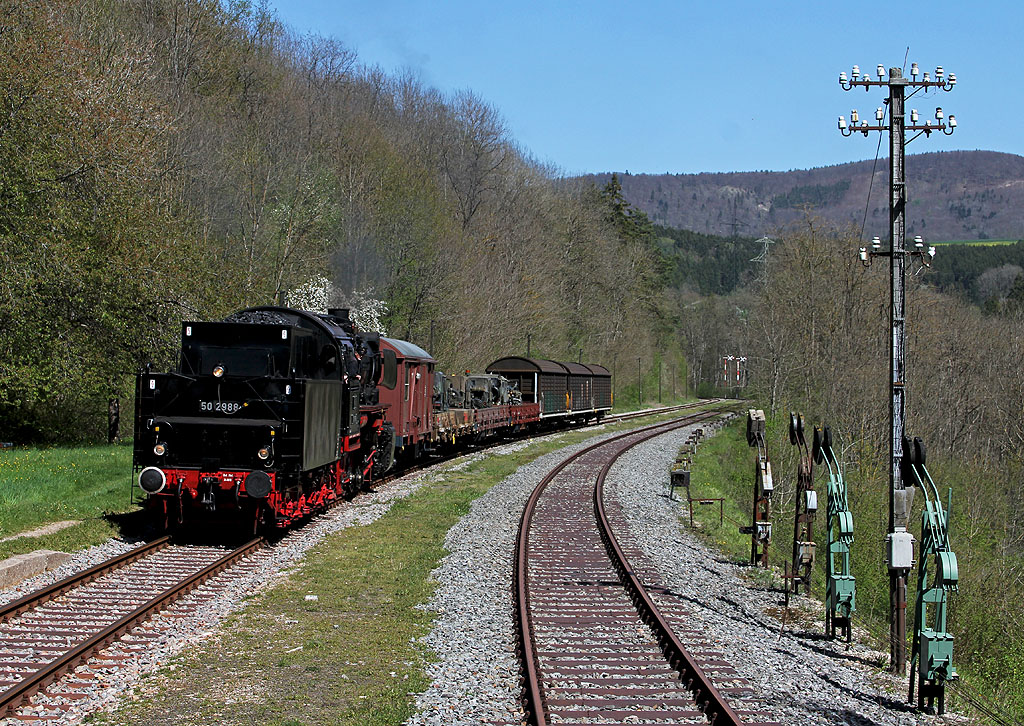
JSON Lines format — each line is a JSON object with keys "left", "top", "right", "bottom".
{"left": 837, "top": 62, "right": 956, "bottom": 675}
{"left": 788, "top": 412, "right": 816, "bottom": 596}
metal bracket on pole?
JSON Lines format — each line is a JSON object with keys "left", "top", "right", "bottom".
{"left": 789, "top": 412, "right": 816, "bottom": 596}
{"left": 745, "top": 409, "right": 772, "bottom": 567}
{"left": 903, "top": 435, "right": 958, "bottom": 714}
{"left": 813, "top": 425, "right": 855, "bottom": 643}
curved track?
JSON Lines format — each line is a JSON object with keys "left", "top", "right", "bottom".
{"left": 514, "top": 409, "right": 778, "bottom": 725}
{"left": 0, "top": 398, "right": 724, "bottom": 721}
{"left": 0, "top": 537, "right": 263, "bottom": 718}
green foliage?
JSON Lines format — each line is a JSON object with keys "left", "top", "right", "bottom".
{"left": 0, "top": 1, "right": 677, "bottom": 443}
{"left": 600, "top": 173, "right": 655, "bottom": 244}
{"left": 655, "top": 225, "right": 761, "bottom": 295}
{"left": 771, "top": 180, "right": 851, "bottom": 210}
{"left": 928, "top": 240, "right": 1024, "bottom": 305}
{"left": 713, "top": 216, "right": 1024, "bottom": 722}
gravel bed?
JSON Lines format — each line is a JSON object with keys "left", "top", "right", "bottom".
{"left": 405, "top": 424, "right": 642, "bottom": 726}
{"left": 0, "top": 538, "right": 143, "bottom": 608}
{"left": 406, "top": 415, "right": 970, "bottom": 726}
{"left": 607, "top": 417, "right": 969, "bottom": 726}
{"left": 5, "top": 412, "right": 958, "bottom": 725}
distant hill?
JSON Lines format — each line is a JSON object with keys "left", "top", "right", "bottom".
{"left": 585, "top": 151, "right": 1024, "bottom": 242}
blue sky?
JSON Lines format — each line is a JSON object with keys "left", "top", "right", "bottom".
{"left": 268, "top": 1, "right": 1016, "bottom": 176}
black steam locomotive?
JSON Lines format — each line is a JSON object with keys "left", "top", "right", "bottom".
{"left": 133, "top": 307, "right": 396, "bottom": 530}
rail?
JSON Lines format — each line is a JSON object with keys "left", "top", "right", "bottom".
{"left": 514, "top": 406, "right": 746, "bottom": 725}
{"left": 0, "top": 537, "right": 264, "bottom": 717}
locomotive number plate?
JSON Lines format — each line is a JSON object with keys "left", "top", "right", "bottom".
{"left": 199, "top": 400, "right": 244, "bottom": 414}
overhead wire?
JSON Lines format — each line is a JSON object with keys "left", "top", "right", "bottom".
{"left": 859, "top": 124, "right": 884, "bottom": 243}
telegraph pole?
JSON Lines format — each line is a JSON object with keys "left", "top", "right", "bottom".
{"left": 838, "top": 62, "right": 955, "bottom": 675}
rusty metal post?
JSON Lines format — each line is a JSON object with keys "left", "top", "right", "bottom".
{"left": 745, "top": 410, "right": 772, "bottom": 567}
{"left": 788, "top": 412, "right": 816, "bottom": 596}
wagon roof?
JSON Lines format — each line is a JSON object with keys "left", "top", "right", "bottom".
{"left": 561, "top": 362, "right": 592, "bottom": 376}
{"left": 381, "top": 337, "right": 435, "bottom": 361}
{"left": 486, "top": 356, "right": 568, "bottom": 375}
{"left": 582, "top": 363, "right": 611, "bottom": 377}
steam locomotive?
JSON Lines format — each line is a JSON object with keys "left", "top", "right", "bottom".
{"left": 133, "top": 306, "right": 611, "bottom": 530}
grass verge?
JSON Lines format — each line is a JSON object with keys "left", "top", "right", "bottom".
{"left": 0, "top": 443, "right": 139, "bottom": 559}
{"left": 687, "top": 416, "right": 1024, "bottom": 723}
{"left": 92, "top": 408, "right": 717, "bottom": 726}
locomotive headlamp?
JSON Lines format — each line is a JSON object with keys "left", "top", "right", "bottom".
{"left": 213, "top": 364, "right": 226, "bottom": 378}
{"left": 258, "top": 447, "right": 271, "bottom": 460}
{"left": 153, "top": 443, "right": 167, "bottom": 456}
{"left": 139, "top": 467, "right": 166, "bottom": 494}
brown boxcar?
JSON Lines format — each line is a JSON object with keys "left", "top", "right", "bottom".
{"left": 486, "top": 357, "right": 569, "bottom": 417}
{"left": 378, "top": 338, "right": 435, "bottom": 452}
{"left": 562, "top": 361, "right": 594, "bottom": 413}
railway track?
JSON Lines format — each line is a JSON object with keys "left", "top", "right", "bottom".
{"left": 601, "top": 400, "right": 726, "bottom": 425}
{"left": 0, "top": 398, "right": 728, "bottom": 722}
{"left": 514, "top": 409, "right": 778, "bottom": 725}
{"left": 0, "top": 537, "right": 263, "bottom": 719}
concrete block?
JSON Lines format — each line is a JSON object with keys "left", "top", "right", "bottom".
{"left": 0, "top": 549, "right": 73, "bottom": 589}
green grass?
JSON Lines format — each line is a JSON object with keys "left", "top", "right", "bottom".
{"left": 0, "top": 443, "right": 139, "bottom": 558}
{"left": 93, "top": 410, "right": 721, "bottom": 726}
{"left": 687, "top": 416, "right": 1024, "bottom": 723}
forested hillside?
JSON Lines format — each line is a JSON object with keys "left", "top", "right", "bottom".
{"left": 585, "top": 151, "right": 1024, "bottom": 242}
{"left": 0, "top": 1, "right": 670, "bottom": 443}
